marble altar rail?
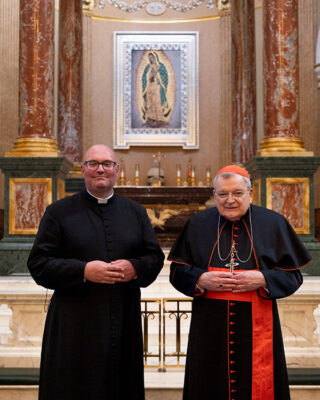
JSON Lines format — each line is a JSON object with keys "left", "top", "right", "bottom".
{"left": 0, "top": 274, "right": 319, "bottom": 370}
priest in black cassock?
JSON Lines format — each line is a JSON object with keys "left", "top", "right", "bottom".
{"left": 28, "top": 144, "right": 164, "bottom": 400}
{"left": 168, "top": 165, "right": 311, "bottom": 400}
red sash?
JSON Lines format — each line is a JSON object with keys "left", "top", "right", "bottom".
{"left": 205, "top": 267, "right": 274, "bottom": 399}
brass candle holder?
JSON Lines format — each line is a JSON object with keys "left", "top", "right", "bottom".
{"left": 135, "top": 164, "right": 140, "bottom": 186}
{"left": 119, "top": 159, "right": 125, "bottom": 186}
{"left": 191, "top": 166, "right": 196, "bottom": 186}
{"left": 206, "top": 166, "right": 212, "bottom": 186}
{"left": 176, "top": 164, "right": 182, "bottom": 187}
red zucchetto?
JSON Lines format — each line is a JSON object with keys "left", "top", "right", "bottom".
{"left": 216, "top": 165, "right": 250, "bottom": 180}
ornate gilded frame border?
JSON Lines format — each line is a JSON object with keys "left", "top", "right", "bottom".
{"left": 266, "top": 177, "right": 310, "bottom": 234}
{"left": 114, "top": 31, "right": 199, "bottom": 149}
{"left": 252, "top": 178, "right": 261, "bottom": 206}
{"left": 9, "top": 178, "right": 52, "bottom": 235}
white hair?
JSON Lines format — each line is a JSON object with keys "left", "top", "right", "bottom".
{"left": 213, "top": 172, "right": 251, "bottom": 190}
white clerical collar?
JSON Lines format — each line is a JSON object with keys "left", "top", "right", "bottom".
{"left": 86, "top": 189, "right": 114, "bottom": 204}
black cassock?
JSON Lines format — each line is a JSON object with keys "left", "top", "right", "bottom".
{"left": 169, "top": 205, "right": 311, "bottom": 400}
{"left": 28, "top": 190, "right": 164, "bottom": 400}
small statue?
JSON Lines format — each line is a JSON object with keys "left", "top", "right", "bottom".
{"left": 147, "top": 157, "right": 165, "bottom": 186}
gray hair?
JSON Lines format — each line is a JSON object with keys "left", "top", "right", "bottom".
{"left": 213, "top": 172, "right": 251, "bottom": 190}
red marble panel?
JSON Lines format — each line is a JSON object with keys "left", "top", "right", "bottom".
{"left": 271, "top": 182, "right": 304, "bottom": 229}
{"left": 14, "top": 182, "right": 48, "bottom": 230}
{"left": 263, "top": 0, "right": 299, "bottom": 138}
{"left": 19, "top": 0, "right": 55, "bottom": 139}
{"left": 58, "top": 1, "right": 82, "bottom": 162}
{"left": 232, "top": 0, "right": 256, "bottom": 163}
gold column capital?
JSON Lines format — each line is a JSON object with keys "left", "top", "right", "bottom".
{"left": 257, "top": 137, "right": 314, "bottom": 157}
{"left": 5, "top": 137, "right": 61, "bottom": 157}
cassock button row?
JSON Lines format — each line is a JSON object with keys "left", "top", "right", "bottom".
{"left": 230, "top": 350, "right": 235, "bottom": 354}
{"left": 229, "top": 341, "right": 235, "bottom": 345}
{"left": 230, "top": 302, "right": 236, "bottom": 306}
{"left": 230, "top": 331, "right": 235, "bottom": 335}
{"left": 230, "top": 360, "right": 236, "bottom": 364}
{"left": 230, "top": 321, "right": 236, "bottom": 325}
{"left": 230, "top": 312, "right": 235, "bottom": 316}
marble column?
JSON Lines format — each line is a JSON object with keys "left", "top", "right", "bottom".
{"left": 58, "top": 0, "right": 82, "bottom": 166}
{"left": 259, "top": 0, "right": 311, "bottom": 156}
{"left": 231, "top": 0, "right": 256, "bottom": 163}
{"left": 217, "top": 1, "right": 232, "bottom": 167}
{"left": 6, "top": 0, "right": 59, "bottom": 157}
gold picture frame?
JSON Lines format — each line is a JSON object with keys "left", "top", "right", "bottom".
{"left": 266, "top": 177, "right": 309, "bottom": 234}
{"left": 9, "top": 178, "right": 52, "bottom": 235}
{"left": 252, "top": 178, "right": 261, "bottom": 206}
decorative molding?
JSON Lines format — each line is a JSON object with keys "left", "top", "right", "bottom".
{"left": 257, "top": 137, "right": 313, "bottom": 157}
{"left": 146, "top": 2, "right": 167, "bottom": 16}
{"left": 98, "top": 0, "right": 215, "bottom": 13}
{"left": 217, "top": 0, "right": 230, "bottom": 13}
{"left": 146, "top": 208, "right": 182, "bottom": 229}
{"left": 5, "top": 137, "right": 60, "bottom": 158}
{"left": 82, "top": 0, "right": 95, "bottom": 11}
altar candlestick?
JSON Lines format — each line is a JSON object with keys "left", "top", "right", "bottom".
{"left": 176, "top": 164, "right": 182, "bottom": 186}
{"left": 135, "top": 164, "right": 140, "bottom": 186}
{"left": 120, "top": 159, "right": 125, "bottom": 186}
{"left": 191, "top": 166, "right": 196, "bottom": 186}
{"left": 206, "top": 166, "right": 212, "bottom": 186}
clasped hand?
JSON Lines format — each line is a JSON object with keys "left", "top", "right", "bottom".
{"left": 84, "top": 259, "right": 137, "bottom": 284}
{"left": 197, "top": 270, "right": 266, "bottom": 293}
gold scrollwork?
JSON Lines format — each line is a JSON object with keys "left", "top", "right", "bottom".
{"left": 82, "top": 0, "right": 95, "bottom": 11}
{"left": 146, "top": 208, "right": 182, "bottom": 230}
{"left": 217, "top": 0, "right": 231, "bottom": 13}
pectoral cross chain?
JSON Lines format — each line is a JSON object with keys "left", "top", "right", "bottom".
{"left": 225, "top": 244, "right": 239, "bottom": 273}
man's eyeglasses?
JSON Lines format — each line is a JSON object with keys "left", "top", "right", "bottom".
{"left": 84, "top": 160, "right": 117, "bottom": 171}
{"left": 215, "top": 191, "right": 247, "bottom": 199}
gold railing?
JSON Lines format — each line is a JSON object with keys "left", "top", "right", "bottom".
{"left": 141, "top": 298, "right": 192, "bottom": 370}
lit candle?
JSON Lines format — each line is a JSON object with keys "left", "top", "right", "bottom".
{"left": 206, "top": 167, "right": 211, "bottom": 178}
{"left": 191, "top": 166, "right": 195, "bottom": 178}
{"left": 177, "top": 164, "right": 181, "bottom": 178}
{"left": 135, "top": 164, "right": 139, "bottom": 177}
